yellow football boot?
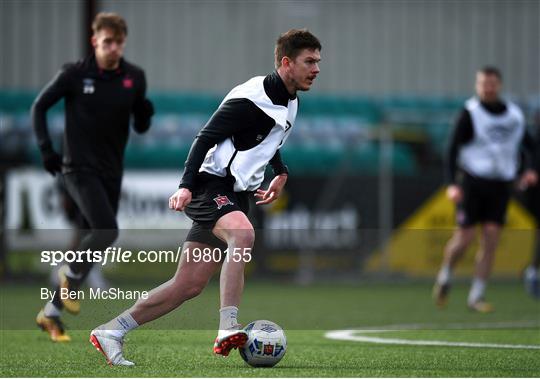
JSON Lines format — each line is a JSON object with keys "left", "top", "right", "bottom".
{"left": 36, "top": 309, "right": 71, "bottom": 342}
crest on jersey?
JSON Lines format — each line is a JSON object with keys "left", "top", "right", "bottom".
{"left": 83, "top": 78, "right": 95, "bottom": 94}
{"left": 123, "top": 77, "right": 133, "bottom": 88}
{"left": 213, "top": 194, "right": 234, "bottom": 209}
{"left": 487, "top": 124, "right": 513, "bottom": 143}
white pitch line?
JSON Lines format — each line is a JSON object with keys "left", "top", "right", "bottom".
{"left": 344, "top": 320, "right": 540, "bottom": 331}
{"left": 325, "top": 321, "right": 540, "bottom": 350}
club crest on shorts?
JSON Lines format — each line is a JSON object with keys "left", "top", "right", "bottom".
{"left": 213, "top": 194, "right": 234, "bottom": 209}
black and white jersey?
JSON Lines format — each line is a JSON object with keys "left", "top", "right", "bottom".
{"left": 446, "top": 97, "right": 531, "bottom": 183}
{"left": 179, "top": 71, "right": 296, "bottom": 192}
{"left": 458, "top": 97, "right": 525, "bottom": 180}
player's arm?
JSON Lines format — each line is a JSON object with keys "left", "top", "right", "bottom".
{"left": 132, "top": 71, "right": 154, "bottom": 134}
{"left": 31, "top": 66, "right": 72, "bottom": 176}
{"left": 445, "top": 108, "right": 473, "bottom": 203}
{"left": 269, "top": 149, "right": 289, "bottom": 176}
{"left": 255, "top": 150, "right": 288, "bottom": 205}
{"left": 170, "top": 98, "right": 256, "bottom": 211}
{"left": 517, "top": 129, "right": 538, "bottom": 190}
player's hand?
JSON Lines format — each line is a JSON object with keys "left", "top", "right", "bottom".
{"left": 255, "top": 174, "right": 287, "bottom": 205}
{"left": 132, "top": 99, "right": 155, "bottom": 134}
{"left": 169, "top": 188, "right": 192, "bottom": 211}
{"left": 41, "top": 149, "right": 62, "bottom": 176}
{"left": 518, "top": 169, "right": 538, "bottom": 190}
{"left": 446, "top": 184, "right": 463, "bottom": 203}
{"left": 142, "top": 98, "right": 154, "bottom": 118}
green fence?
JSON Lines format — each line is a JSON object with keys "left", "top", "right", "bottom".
{"left": 1, "top": 91, "right": 465, "bottom": 175}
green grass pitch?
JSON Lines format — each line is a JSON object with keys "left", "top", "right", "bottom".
{"left": 1, "top": 281, "right": 539, "bottom": 377}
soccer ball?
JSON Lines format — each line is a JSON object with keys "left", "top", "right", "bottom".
{"left": 239, "top": 320, "right": 287, "bottom": 367}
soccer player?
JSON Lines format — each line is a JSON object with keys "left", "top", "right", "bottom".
{"left": 523, "top": 112, "right": 540, "bottom": 299}
{"left": 523, "top": 198, "right": 540, "bottom": 299}
{"left": 32, "top": 12, "right": 154, "bottom": 342}
{"left": 90, "top": 29, "right": 321, "bottom": 366}
{"left": 433, "top": 66, "right": 537, "bottom": 312}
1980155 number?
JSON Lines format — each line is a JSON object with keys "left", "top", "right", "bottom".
{"left": 185, "top": 248, "right": 252, "bottom": 263}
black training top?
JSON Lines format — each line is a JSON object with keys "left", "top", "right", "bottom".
{"left": 179, "top": 71, "right": 291, "bottom": 191}
{"left": 445, "top": 99, "right": 534, "bottom": 184}
{"left": 32, "top": 54, "right": 152, "bottom": 178}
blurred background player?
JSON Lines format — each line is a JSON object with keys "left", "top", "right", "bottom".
{"left": 89, "top": 29, "right": 321, "bottom": 366}
{"left": 433, "top": 66, "right": 537, "bottom": 313}
{"left": 522, "top": 109, "right": 540, "bottom": 299}
{"left": 32, "top": 12, "right": 154, "bottom": 342}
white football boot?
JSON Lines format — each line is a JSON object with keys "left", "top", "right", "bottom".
{"left": 90, "top": 328, "right": 134, "bottom": 366}
{"left": 213, "top": 325, "right": 248, "bottom": 356}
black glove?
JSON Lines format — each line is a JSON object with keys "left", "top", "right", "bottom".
{"left": 133, "top": 99, "right": 155, "bottom": 133}
{"left": 141, "top": 98, "right": 154, "bottom": 119}
{"left": 41, "top": 148, "right": 62, "bottom": 176}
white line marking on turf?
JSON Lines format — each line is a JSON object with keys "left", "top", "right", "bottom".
{"left": 349, "top": 320, "right": 540, "bottom": 331}
{"left": 325, "top": 321, "right": 540, "bottom": 350}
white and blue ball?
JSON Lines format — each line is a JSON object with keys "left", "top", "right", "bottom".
{"left": 239, "top": 320, "right": 287, "bottom": 367}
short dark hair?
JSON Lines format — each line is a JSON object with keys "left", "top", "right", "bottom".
{"left": 275, "top": 29, "right": 321, "bottom": 68}
{"left": 478, "top": 65, "right": 502, "bottom": 81}
{"left": 92, "top": 12, "right": 128, "bottom": 37}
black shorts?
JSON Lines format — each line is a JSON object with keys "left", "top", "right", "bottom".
{"left": 524, "top": 185, "right": 540, "bottom": 225}
{"left": 184, "top": 173, "right": 251, "bottom": 249}
{"left": 456, "top": 173, "right": 512, "bottom": 227}
{"left": 63, "top": 171, "right": 122, "bottom": 230}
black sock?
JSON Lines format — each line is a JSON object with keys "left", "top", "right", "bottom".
{"left": 51, "top": 285, "right": 64, "bottom": 309}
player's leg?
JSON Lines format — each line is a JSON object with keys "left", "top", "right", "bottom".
{"left": 524, "top": 229, "right": 540, "bottom": 298}
{"left": 467, "top": 222, "right": 501, "bottom": 312}
{"left": 212, "top": 210, "right": 255, "bottom": 356}
{"left": 39, "top": 177, "right": 89, "bottom": 342}
{"left": 91, "top": 174, "right": 252, "bottom": 363}
{"left": 84, "top": 176, "right": 122, "bottom": 290}
{"left": 467, "top": 180, "right": 510, "bottom": 312}
{"left": 37, "top": 173, "right": 118, "bottom": 342}
{"left": 50, "top": 177, "right": 85, "bottom": 287}
{"left": 433, "top": 226, "right": 476, "bottom": 307}
{"left": 434, "top": 174, "right": 479, "bottom": 308}
{"left": 213, "top": 211, "right": 255, "bottom": 309}
{"left": 59, "top": 173, "right": 119, "bottom": 311}
{"left": 128, "top": 241, "right": 221, "bottom": 324}
{"left": 532, "top": 235, "right": 540, "bottom": 269}
{"left": 524, "top": 186, "right": 540, "bottom": 298}
{"left": 474, "top": 222, "right": 501, "bottom": 280}
{"left": 90, "top": 240, "right": 220, "bottom": 366}
{"left": 37, "top": 215, "right": 90, "bottom": 343}
{"left": 442, "top": 226, "right": 477, "bottom": 268}
{"left": 177, "top": 176, "right": 254, "bottom": 355}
